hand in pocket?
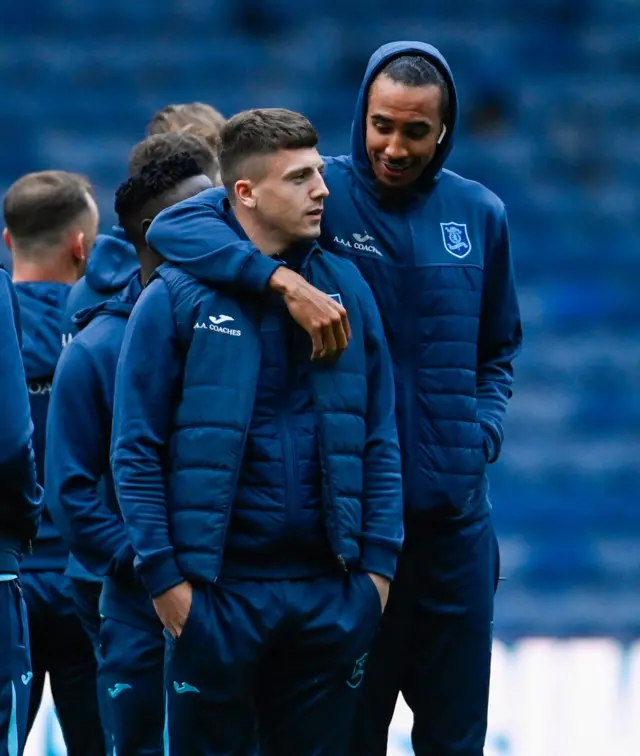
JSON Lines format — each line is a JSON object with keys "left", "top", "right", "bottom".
{"left": 153, "top": 581, "right": 193, "bottom": 639}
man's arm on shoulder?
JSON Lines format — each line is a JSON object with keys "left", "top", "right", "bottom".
{"left": 46, "top": 338, "right": 134, "bottom": 580}
{"left": 0, "top": 270, "right": 42, "bottom": 534}
{"left": 477, "top": 205, "right": 523, "bottom": 464}
{"left": 110, "top": 278, "right": 183, "bottom": 598}
{"left": 355, "top": 273, "right": 404, "bottom": 581}
{"left": 147, "top": 189, "right": 282, "bottom": 291}
{"left": 147, "top": 191, "right": 350, "bottom": 360}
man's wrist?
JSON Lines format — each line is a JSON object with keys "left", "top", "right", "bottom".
{"left": 269, "top": 266, "right": 300, "bottom": 295}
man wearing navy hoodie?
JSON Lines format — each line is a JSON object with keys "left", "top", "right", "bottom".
{"left": 146, "top": 43, "right": 522, "bottom": 756}
{"left": 3, "top": 170, "right": 106, "bottom": 755}
{"left": 0, "top": 265, "right": 42, "bottom": 756}
{"left": 61, "top": 102, "right": 225, "bottom": 341}
{"left": 46, "top": 137, "right": 213, "bottom": 756}
{"left": 112, "top": 108, "right": 403, "bottom": 756}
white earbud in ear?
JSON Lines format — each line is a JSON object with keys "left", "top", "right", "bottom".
{"left": 437, "top": 124, "right": 447, "bottom": 145}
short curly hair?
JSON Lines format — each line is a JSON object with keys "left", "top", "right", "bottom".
{"left": 115, "top": 152, "right": 204, "bottom": 241}
{"left": 128, "top": 132, "right": 217, "bottom": 181}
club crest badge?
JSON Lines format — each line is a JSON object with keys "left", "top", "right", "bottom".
{"left": 347, "top": 652, "right": 369, "bottom": 689}
{"left": 440, "top": 222, "right": 472, "bottom": 259}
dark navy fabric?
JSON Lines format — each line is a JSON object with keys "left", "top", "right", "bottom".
{"left": 67, "top": 577, "right": 113, "bottom": 753}
{"left": 143, "top": 42, "right": 520, "bottom": 756}
{"left": 111, "top": 237, "right": 403, "bottom": 598}
{"left": 21, "top": 571, "right": 105, "bottom": 755}
{"left": 319, "top": 41, "right": 522, "bottom": 516}
{"left": 165, "top": 574, "right": 381, "bottom": 756}
{"left": 146, "top": 46, "right": 522, "bottom": 520}
{"left": 0, "top": 269, "right": 42, "bottom": 575}
{"left": 0, "top": 579, "right": 31, "bottom": 756}
{"left": 224, "top": 247, "right": 328, "bottom": 578}
{"left": 327, "top": 42, "right": 515, "bottom": 756}
{"left": 47, "top": 274, "right": 158, "bottom": 629}
{"left": 351, "top": 510, "right": 500, "bottom": 756}
{"left": 99, "top": 617, "right": 165, "bottom": 756}
{"left": 62, "top": 227, "right": 139, "bottom": 340}
{"left": 14, "top": 281, "right": 71, "bottom": 572}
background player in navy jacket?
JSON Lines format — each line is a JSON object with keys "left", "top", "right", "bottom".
{"left": 0, "top": 266, "right": 42, "bottom": 756}
{"left": 146, "top": 41, "right": 522, "bottom": 756}
{"left": 47, "top": 135, "right": 213, "bottom": 756}
{"left": 3, "top": 171, "right": 106, "bottom": 756}
{"left": 112, "top": 108, "right": 403, "bottom": 756}
{"left": 61, "top": 101, "right": 225, "bottom": 340}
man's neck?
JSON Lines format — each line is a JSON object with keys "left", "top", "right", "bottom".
{"left": 138, "top": 247, "right": 164, "bottom": 287}
{"left": 11, "top": 258, "right": 78, "bottom": 285}
{"left": 233, "top": 206, "right": 288, "bottom": 257}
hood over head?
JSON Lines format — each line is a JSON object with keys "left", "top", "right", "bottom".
{"left": 350, "top": 41, "right": 458, "bottom": 196}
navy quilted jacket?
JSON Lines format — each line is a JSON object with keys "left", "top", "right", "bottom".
{"left": 111, "top": 249, "right": 403, "bottom": 597}
{"left": 146, "top": 44, "right": 522, "bottom": 518}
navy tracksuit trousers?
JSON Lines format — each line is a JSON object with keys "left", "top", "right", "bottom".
{"left": 166, "top": 573, "right": 381, "bottom": 756}
{"left": 350, "top": 509, "right": 500, "bottom": 756}
{"left": 21, "top": 571, "right": 104, "bottom": 756}
{"left": 0, "top": 580, "right": 31, "bottom": 756}
{"left": 99, "top": 616, "right": 165, "bottom": 756}
{"left": 66, "top": 577, "right": 112, "bottom": 752}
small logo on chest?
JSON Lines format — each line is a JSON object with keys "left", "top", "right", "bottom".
{"left": 333, "top": 233, "right": 383, "bottom": 258}
{"left": 440, "top": 222, "right": 472, "bottom": 259}
{"left": 193, "top": 314, "right": 242, "bottom": 336}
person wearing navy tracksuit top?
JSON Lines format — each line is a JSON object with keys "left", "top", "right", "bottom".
{"left": 112, "top": 109, "right": 404, "bottom": 756}
{"left": 61, "top": 226, "right": 139, "bottom": 342}
{"left": 2, "top": 170, "right": 105, "bottom": 755}
{"left": 58, "top": 136, "right": 219, "bottom": 662}
{"left": 60, "top": 124, "right": 221, "bottom": 346}
{"left": 61, "top": 130, "right": 220, "bottom": 342}
{"left": 0, "top": 266, "right": 42, "bottom": 756}
{"left": 146, "top": 43, "right": 523, "bottom": 755}
{"left": 47, "top": 144, "right": 213, "bottom": 756}
{"left": 58, "top": 229, "right": 137, "bottom": 659}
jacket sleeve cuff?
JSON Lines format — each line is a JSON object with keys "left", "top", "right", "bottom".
{"left": 137, "top": 555, "right": 184, "bottom": 598}
{"left": 359, "top": 542, "right": 400, "bottom": 581}
{"left": 481, "top": 423, "right": 499, "bottom": 464}
{"left": 238, "top": 252, "right": 283, "bottom": 292}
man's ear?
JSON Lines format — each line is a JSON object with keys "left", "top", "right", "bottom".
{"left": 2, "top": 228, "right": 12, "bottom": 252}
{"left": 141, "top": 218, "right": 152, "bottom": 239}
{"left": 70, "top": 230, "right": 86, "bottom": 263}
{"left": 235, "top": 180, "right": 256, "bottom": 209}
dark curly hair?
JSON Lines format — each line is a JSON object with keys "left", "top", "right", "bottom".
{"left": 128, "top": 131, "right": 217, "bottom": 178}
{"left": 114, "top": 152, "right": 204, "bottom": 241}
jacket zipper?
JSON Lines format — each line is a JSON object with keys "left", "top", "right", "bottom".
{"left": 280, "top": 306, "right": 300, "bottom": 545}
{"left": 280, "top": 363, "right": 298, "bottom": 544}
{"left": 304, "top": 260, "right": 348, "bottom": 572}
{"left": 403, "top": 214, "right": 418, "bottom": 500}
{"left": 280, "top": 414, "right": 298, "bottom": 543}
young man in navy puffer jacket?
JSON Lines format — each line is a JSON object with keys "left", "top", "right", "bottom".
{"left": 111, "top": 108, "right": 404, "bottom": 756}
